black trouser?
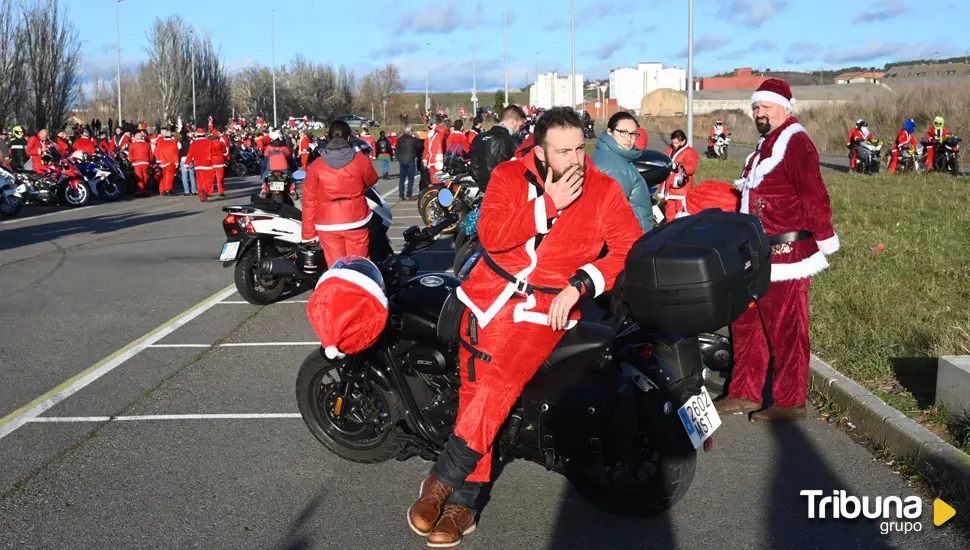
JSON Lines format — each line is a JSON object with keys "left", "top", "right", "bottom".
{"left": 430, "top": 434, "right": 488, "bottom": 510}
{"left": 419, "top": 164, "right": 431, "bottom": 191}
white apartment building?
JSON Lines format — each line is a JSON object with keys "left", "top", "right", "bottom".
{"left": 609, "top": 62, "right": 686, "bottom": 110}
{"left": 529, "top": 71, "right": 585, "bottom": 109}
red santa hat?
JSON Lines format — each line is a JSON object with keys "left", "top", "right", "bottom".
{"left": 195, "top": 127, "right": 206, "bottom": 137}
{"left": 306, "top": 259, "right": 388, "bottom": 360}
{"left": 682, "top": 180, "right": 742, "bottom": 217}
{"left": 750, "top": 78, "right": 795, "bottom": 112}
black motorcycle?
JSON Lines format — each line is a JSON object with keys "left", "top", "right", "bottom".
{"left": 296, "top": 186, "right": 772, "bottom": 517}
{"left": 924, "top": 136, "right": 961, "bottom": 176}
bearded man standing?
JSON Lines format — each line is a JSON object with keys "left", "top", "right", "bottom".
{"left": 405, "top": 107, "right": 643, "bottom": 546}
{"left": 714, "top": 79, "right": 840, "bottom": 422}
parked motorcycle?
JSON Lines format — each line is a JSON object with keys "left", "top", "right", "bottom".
{"left": 219, "top": 176, "right": 393, "bottom": 305}
{"left": 296, "top": 188, "right": 772, "bottom": 517}
{"left": 263, "top": 170, "right": 298, "bottom": 206}
{"left": 71, "top": 151, "right": 125, "bottom": 201}
{"left": 418, "top": 174, "right": 480, "bottom": 235}
{"left": 7, "top": 156, "right": 92, "bottom": 208}
{"left": 895, "top": 143, "right": 925, "bottom": 174}
{"left": 0, "top": 166, "right": 21, "bottom": 216}
{"left": 229, "top": 146, "right": 261, "bottom": 177}
{"left": 853, "top": 135, "right": 883, "bottom": 175}
{"left": 924, "top": 135, "right": 961, "bottom": 176}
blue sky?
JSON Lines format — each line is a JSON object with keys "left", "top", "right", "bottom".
{"left": 72, "top": 0, "right": 967, "bottom": 93}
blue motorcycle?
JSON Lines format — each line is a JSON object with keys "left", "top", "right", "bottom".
{"left": 71, "top": 151, "right": 125, "bottom": 201}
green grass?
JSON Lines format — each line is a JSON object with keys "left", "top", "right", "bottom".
{"left": 695, "top": 158, "right": 970, "bottom": 451}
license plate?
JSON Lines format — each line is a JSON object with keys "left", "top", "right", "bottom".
{"left": 269, "top": 181, "right": 285, "bottom": 191}
{"left": 677, "top": 387, "right": 721, "bottom": 449}
{"left": 219, "top": 241, "right": 240, "bottom": 262}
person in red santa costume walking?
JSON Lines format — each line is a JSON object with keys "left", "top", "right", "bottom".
{"left": 209, "top": 130, "right": 229, "bottom": 196}
{"left": 405, "top": 107, "right": 643, "bottom": 546}
{"left": 423, "top": 118, "right": 448, "bottom": 178}
{"left": 714, "top": 78, "right": 840, "bottom": 422}
{"left": 660, "top": 129, "right": 699, "bottom": 223}
{"left": 153, "top": 128, "right": 180, "bottom": 196}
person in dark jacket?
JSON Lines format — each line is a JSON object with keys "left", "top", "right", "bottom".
{"left": 9, "top": 126, "right": 28, "bottom": 171}
{"left": 375, "top": 131, "right": 393, "bottom": 180}
{"left": 394, "top": 126, "right": 420, "bottom": 200}
{"left": 589, "top": 111, "right": 653, "bottom": 231}
{"left": 467, "top": 105, "right": 526, "bottom": 191}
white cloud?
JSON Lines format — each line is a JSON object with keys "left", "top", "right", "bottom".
{"left": 716, "top": 0, "right": 788, "bottom": 28}
{"left": 672, "top": 35, "right": 725, "bottom": 58}
{"left": 852, "top": 1, "right": 905, "bottom": 23}
{"left": 785, "top": 41, "right": 820, "bottom": 64}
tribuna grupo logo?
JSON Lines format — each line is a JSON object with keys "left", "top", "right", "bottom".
{"left": 801, "top": 490, "right": 923, "bottom": 534}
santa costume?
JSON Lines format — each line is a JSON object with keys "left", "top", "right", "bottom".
{"left": 407, "top": 147, "right": 643, "bottom": 545}
{"left": 721, "top": 79, "right": 839, "bottom": 420}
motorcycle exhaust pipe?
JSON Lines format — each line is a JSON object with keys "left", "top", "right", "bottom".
{"left": 258, "top": 258, "right": 300, "bottom": 278}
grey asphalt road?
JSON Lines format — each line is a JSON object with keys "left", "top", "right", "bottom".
{"left": 1, "top": 161, "right": 967, "bottom": 549}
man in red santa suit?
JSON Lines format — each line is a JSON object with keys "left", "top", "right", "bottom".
{"left": 128, "top": 131, "right": 153, "bottom": 197}
{"left": 153, "top": 128, "right": 180, "bottom": 196}
{"left": 714, "top": 78, "right": 840, "bottom": 422}
{"left": 209, "top": 130, "right": 229, "bottom": 196}
{"left": 405, "top": 108, "right": 643, "bottom": 546}
{"left": 423, "top": 119, "right": 447, "bottom": 178}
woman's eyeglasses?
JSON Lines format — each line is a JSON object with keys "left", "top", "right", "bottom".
{"left": 612, "top": 129, "right": 638, "bottom": 139}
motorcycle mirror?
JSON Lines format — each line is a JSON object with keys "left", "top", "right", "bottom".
{"left": 292, "top": 170, "right": 307, "bottom": 180}
{"left": 438, "top": 188, "right": 454, "bottom": 208}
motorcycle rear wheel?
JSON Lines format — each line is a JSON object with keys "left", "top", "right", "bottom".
{"left": 0, "top": 191, "right": 22, "bottom": 216}
{"left": 567, "top": 444, "right": 697, "bottom": 518}
{"left": 234, "top": 246, "right": 285, "bottom": 305}
{"left": 296, "top": 349, "right": 406, "bottom": 463}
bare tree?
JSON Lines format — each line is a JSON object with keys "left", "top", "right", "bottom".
{"left": 19, "top": 0, "right": 82, "bottom": 131}
{"left": 232, "top": 66, "right": 276, "bottom": 121}
{"left": 0, "top": 0, "right": 25, "bottom": 129}
{"left": 372, "top": 64, "right": 405, "bottom": 123}
{"left": 144, "top": 16, "right": 193, "bottom": 122}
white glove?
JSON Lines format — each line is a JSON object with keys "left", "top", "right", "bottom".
{"left": 300, "top": 236, "right": 319, "bottom": 244}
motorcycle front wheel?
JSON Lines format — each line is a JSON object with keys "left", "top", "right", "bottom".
{"left": 98, "top": 178, "right": 124, "bottom": 201}
{"left": 0, "top": 190, "right": 22, "bottom": 216}
{"left": 63, "top": 181, "right": 91, "bottom": 207}
{"left": 296, "top": 349, "right": 406, "bottom": 463}
{"left": 420, "top": 188, "right": 461, "bottom": 235}
{"left": 233, "top": 245, "right": 285, "bottom": 305}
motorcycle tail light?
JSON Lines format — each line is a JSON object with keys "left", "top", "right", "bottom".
{"left": 637, "top": 343, "right": 654, "bottom": 360}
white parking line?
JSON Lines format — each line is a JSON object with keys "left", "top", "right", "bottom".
{"left": 27, "top": 413, "right": 302, "bottom": 422}
{"left": 0, "top": 284, "right": 237, "bottom": 441}
{"left": 217, "top": 300, "right": 309, "bottom": 304}
{"left": 147, "top": 342, "right": 319, "bottom": 348}
{"left": 0, "top": 205, "right": 95, "bottom": 225}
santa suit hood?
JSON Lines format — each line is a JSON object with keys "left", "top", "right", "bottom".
{"left": 320, "top": 138, "right": 356, "bottom": 170}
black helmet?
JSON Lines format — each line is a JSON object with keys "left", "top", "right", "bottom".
{"left": 856, "top": 119, "right": 868, "bottom": 129}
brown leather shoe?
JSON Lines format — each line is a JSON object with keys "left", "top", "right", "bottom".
{"left": 427, "top": 505, "right": 477, "bottom": 547}
{"left": 750, "top": 404, "right": 807, "bottom": 422}
{"left": 714, "top": 397, "right": 761, "bottom": 414}
{"left": 408, "top": 476, "right": 454, "bottom": 536}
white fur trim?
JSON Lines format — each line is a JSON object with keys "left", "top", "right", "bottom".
{"left": 314, "top": 211, "right": 373, "bottom": 231}
{"left": 579, "top": 264, "right": 606, "bottom": 298}
{"left": 817, "top": 234, "right": 840, "bottom": 255}
{"left": 324, "top": 346, "right": 346, "bottom": 360}
{"left": 314, "top": 267, "right": 388, "bottom": 309}
{"left": 535, "top": 193, "right": 550, "bottom": 234}
{"left": 512, "top": 292, "right": 578, "bottom": 330}
{"left": 770, "top": 251, "right": 829, "bottom": 282}
{"left": 740, "top": 123, "right": 806, "bottom": 214}
{"left": 750, "top": 90, "right": 793, "bottom": 112}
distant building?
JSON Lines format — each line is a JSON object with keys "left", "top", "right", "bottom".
{"left": 529, "top": 71, "right": 584, "bottom": 109}
{"left": 608, "top": 62, "right": 686, "bottom": 111}
{"left": 577, "top": 98, "right": 620, "bottom": 119}
{"left": 835, "top": 71, "right": 886, "bottom": 84}
{"left": 641, "top": 89, "right": 686, "bottom": 117}
{"left": 880, "top": 62, "right": 970, "bottom": 91}
{"left": 689, "top": 83, "right": 892, "bottom": 117}
{"left": 695, "top": 67, "right": 770, "bottom": 91}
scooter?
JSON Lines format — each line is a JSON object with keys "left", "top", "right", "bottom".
{"left": 218, "top": 171, "right": 393, "bottom": 305}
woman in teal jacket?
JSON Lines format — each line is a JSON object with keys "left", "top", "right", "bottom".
{"left": 589, "top": 112, "right": 654, "bottom": 231}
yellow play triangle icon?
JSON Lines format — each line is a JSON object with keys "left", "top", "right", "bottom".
{"left": 934, "top": 498, "right": 956, "bottom": 526}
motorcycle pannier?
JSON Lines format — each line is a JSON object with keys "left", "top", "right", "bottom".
{"left": 622, "top": 209, "right": 771, "bottom": 335}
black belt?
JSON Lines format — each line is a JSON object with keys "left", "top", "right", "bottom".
{"left": 769, "top": 230, "right": 813, "bottom": 245}
{"left": 482, "top": 254, "right": 562, "bottom": 295}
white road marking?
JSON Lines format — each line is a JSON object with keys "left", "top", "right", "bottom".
{"left": 0, "top": 205, "right": 94, "bottom": 225}
{"left": 217, "top": 300, "right": 309, "bottom": 304}
{"left": 28, "top": 413, "right": 302, "bottom": 423}
{"left": 0, "top": 284, "right": 237, "bottom": 441}
{"left": 146, "top": 341, "right": 319, "bottom": 348}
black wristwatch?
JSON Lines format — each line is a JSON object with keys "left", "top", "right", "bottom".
{"left": 568, "top": 273, "right": 591, "bottom": 295}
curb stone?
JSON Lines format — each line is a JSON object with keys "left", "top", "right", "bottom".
{"left": 808, "top": 355, "right": 970, "bottom": 482}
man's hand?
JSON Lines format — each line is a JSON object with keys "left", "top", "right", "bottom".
{"left": 544, "top": 164, "right": 583, "bottom": 211}
{"left": 548, "top": 286, "right": 581, "bottom": 331}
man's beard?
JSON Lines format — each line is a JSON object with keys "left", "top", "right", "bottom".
{"left": 755, "top": 116, "right": 772, "bottom": 135}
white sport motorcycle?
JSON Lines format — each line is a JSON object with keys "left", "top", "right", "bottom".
{"left": 218, "top": 170, "right": 393, "bottom": 304}
{"left": 0, "top": 166, "right": 21, "bottom": 216}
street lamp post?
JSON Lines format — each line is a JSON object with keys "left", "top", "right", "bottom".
{"left": 115, "top": 0, "right": 123, "bottom": 124}
{"left": 686, "top": 0, "right": 694, "bottom": 146}
{"left": 472, "top": 19, "right": 478, "bottom": 114}
{"left": 271, "top": 10, "right": 277, "bottom": 128}
{"left": 503, "top": 2, "right": 508, "bottom": 106}
{"left": 190, "top": 29, "right": 196, "bottom": 125}
{"left": 570, "top": 0, "right": 576, "bottom": 109}
{"left": 425, "top": 42, "right": 431, "bottom": 113}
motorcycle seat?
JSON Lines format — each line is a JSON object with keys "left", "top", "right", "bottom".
{"left": 542, "top": 320, "right": 613, "bottom": 369}
{"left": 249, "top": 195, "right": 303, "bottom": 221}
